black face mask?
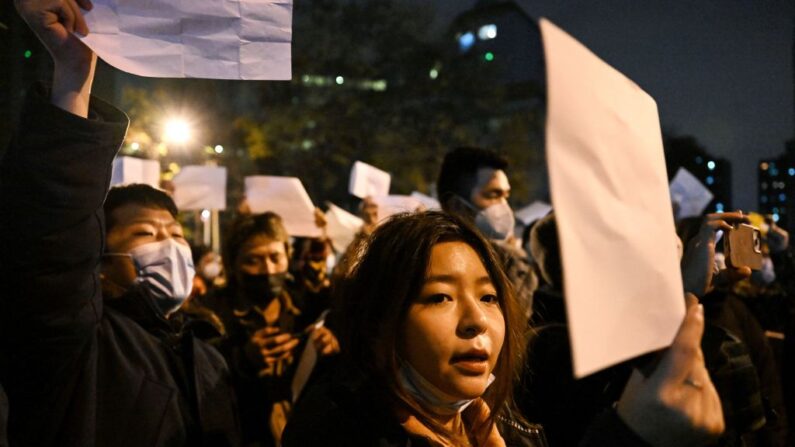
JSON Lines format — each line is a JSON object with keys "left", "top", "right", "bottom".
{"left": 240, "top": 272, "right": 289, "bottom": 303}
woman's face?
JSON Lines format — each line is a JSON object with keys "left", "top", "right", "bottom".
{"left": 399, "top": 241, "right": 505, "bottom": 400}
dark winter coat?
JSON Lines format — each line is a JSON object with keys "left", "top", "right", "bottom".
{"left": 0, "top": 85, "right": 240, "bottom": 446}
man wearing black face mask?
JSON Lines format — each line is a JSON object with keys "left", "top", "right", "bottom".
{"left": 437, "top": 147, "right": 537, "bottom": 322}
{"left": 196, "top": 211, "right": 337, "bottom": 447}
{"left": 0, "top": 1, "right": 240, "bottom": 445}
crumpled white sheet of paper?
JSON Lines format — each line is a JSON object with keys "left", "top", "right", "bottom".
{"left": 81, "top": 0, "right": 292, "bottom": 80}
{"left": 541, "top": 18, "right": 685, "bottom": 378}
{"left": 245, "top": 176, "right": 321, "bottom": 238}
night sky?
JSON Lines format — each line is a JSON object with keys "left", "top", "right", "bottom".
{"left": 413, "top": 0, "right": 795, "bottom": 211}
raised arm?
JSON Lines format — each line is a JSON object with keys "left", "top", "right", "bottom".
{"left": 15, "top": 0, "right": 96, "bottom": 116}
{"left": 1, "top": 0, "right": 127, "bottom": 373}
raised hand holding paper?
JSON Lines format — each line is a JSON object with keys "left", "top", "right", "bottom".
{"left": 80, "top": 0, "right": 293, "bottom": 80}
{"left": 542, "top": 18, "right": 684, "bottom": 378}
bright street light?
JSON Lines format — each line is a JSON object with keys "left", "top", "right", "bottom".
{"left": 163, "top": 118, "right": 192, "bottom": 145}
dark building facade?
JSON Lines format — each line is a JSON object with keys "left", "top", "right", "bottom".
{"left": 758, "top": 141, "right": 795, "bottom": 233}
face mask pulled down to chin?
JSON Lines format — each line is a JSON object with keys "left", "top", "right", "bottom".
{"left": 106, "top": 238, "right": 196, "bottom": 316}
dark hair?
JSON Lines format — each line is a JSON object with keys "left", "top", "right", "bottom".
{"left": 334, "top": 211, "right": 524, "bottom": 443}
{"left": 104, "top": 184, "right": 178, "bottom": 233}
{"left": 437, "top": 147, "right": 509, "bottom": 210}
{"left": 223, "top": 212, "right": 291, "bottom": 288}
{"left": 529, "top": 212, "right": 563, "bottom": 290}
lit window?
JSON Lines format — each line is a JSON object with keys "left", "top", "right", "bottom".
{"left": 770, "top": 168, "right": 779, "bottom": 177}
{"left": 478, "top": 24, "right": 497, "bottom": 40}
{"left": 429, "top": 68, "right": 439, "bottom": 79}
{"left": 458, "top": 32, "right": 475, "bottom": 53}
{"left": 484, "top": 51, "right": 495, "bottom": 62}
{"left": 707, "top": 161, "right": 716, "bottom": 170}
{"left": 706, "top": 176, "right": 714, "bottom": 185}
{"left": 715, "top": 202, "right": 724, "bottom": 212}
{"left": 773, "top": 213, "right": 780, "bottom": 222}
{"left": 780, "top": 193, "right": 787, "bottom": 202}
{"left": 789, "top": 168, "right": 795, "bottom": 176}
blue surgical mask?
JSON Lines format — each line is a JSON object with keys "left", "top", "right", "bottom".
{"left": 107, "top": 239, "right": 195, "bottom": 316}
{"left": 397, "top": 360, "right": 495, "bottom": 416}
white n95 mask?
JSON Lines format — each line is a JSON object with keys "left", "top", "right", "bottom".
{"left": 474, "top": 202, "right": 516, "bottom": 241}
{"left": 127, "top": 239, "right": 195, "bottom": 316}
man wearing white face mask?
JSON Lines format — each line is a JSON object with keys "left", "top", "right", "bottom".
{"left": 438, "top": 147, "right": 537, "bottom": 321}
{"left": 0, "top": 1, "right": 239, "bottom": 445}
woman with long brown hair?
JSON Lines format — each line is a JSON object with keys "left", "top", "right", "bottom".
{"left": 282, "top": 211, "right": 724, "bottom": 446}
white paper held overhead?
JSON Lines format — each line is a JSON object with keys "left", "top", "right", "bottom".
{"left": 325, "top": 203, "right": 363, "bottom": 253}
{"left": 111, "top": 156, "right": 161, "bottom": 188}
{"left": 245, "top": 176, "right": 321, "bottom": 238}
{"left": 173, "top": 165, "right": 227, "bottom": 211}
{"left": 80, "top": 0, "right": 292, "bottom": 80}
{"left": 669, "top": 167, "right": 714, "bottom": 220}
{"left": 541, "top": 19, "right": 685, "bottom": 378}
{"left": 348, "top": 161, "right": 391, "bottom": 199}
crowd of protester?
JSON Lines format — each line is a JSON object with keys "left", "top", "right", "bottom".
{"left": 2, "top": 1, "right": 795, "bottom": 446}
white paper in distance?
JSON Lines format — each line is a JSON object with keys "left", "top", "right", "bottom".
{"left": 410, "top": 191, "right": 441, "bottom": 210}
{"left": 515, "top": 201, "right": 553, "bottom": 226}
{"left": 172, "top": 165, "right": 227, "bottom": 211}
{"left": 325, "top": 203, "right": 363, "bottom": 253}
{"left": 541, "top": 19, "right": 685, "bottom": 378}
{"left": 80, "top": 0, "right": 292, "bottom": 80}
{"left": 372, "top": 195, "right": 425, "bottom": 221}
{"left": 111, "top": 156, "right": 160, "bottom": 188}
{"left": 669, "top": 167, "right": 714, "bottom": 220}
{"left": 348, "top": 161, "right": 391, "bottom": 199}
{"left": 245, "top": 176, "right": 321, "bottom": 238}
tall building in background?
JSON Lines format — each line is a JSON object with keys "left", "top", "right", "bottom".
{"left": 758, "top": 142, "right": 795, "bottom": 233}
{"left": 758, "top": 20, "right": 795, "bottom": 233}
{"left": 449, "top": 0, "right": 544, "bottom": 88}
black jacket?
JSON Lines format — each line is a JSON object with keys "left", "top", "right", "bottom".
{"left": 282, "top": 362, "right": 647, "bottom": 447}
{"left": 0, "top": 86, "right": 240, "bottom": 446}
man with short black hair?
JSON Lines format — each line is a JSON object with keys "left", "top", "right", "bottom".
{"left": 438, "top": 146, "right": 537, "bottom": 320}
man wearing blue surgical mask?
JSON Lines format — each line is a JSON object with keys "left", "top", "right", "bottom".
{"left": 438, "top": 147, "right": 537, "bottom": 321}
{"left": 0, "top": 1, "right": 239, "bottom": 445}
{"left": 101, "top": 184, "right": 196, "bottom": 316}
